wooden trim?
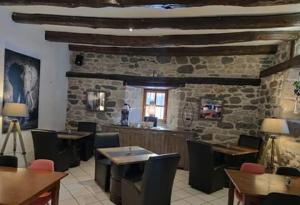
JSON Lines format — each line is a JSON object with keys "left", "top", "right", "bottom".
{"left": 46, "top": 31, "right": 299, "bottom": 47}
{"left": 290, "top": 40, "right": 296, "bottom": 59}
{"left": 66, "top": 71, "right": 261, "bottom": 86}
{"left": 2, "top": 0, "right": 300, "bottom": 8}
{"left": 69, "top": 44, "right": 278, "bottom": 56}
{"left": 12, "top": 12, "right": 300, "bottom": 30}
{"left": 260, "top": 55, "right": 300, "bottom": 78}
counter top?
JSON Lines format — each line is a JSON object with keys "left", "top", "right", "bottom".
{"left": 102, "top": 124, "right": 196, "bottom": 134}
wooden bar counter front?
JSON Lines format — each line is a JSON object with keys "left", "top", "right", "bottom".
{"left": 102, "top": 125, "right": 196, "bottom": 170}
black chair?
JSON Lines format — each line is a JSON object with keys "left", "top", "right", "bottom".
{"left": 187, "top": 140, "right": 225, "bottom": 194}
{"left": 228, "top": 135, "right": 263, "bottom": 169}
{"left": 121, "top": 153, "right": 180, "bottom": 205}
{"left": 0, "top": 155, "right": 18, "bottom": 167}
{"left": 276, "top": 167, "right": 300, "bottom": 177}
{"left": 262, "top": 193, "right": 300, "bottom": 205}
{"left": 31, "top": 130, "right": 72, "bottom": 172}
{"left": 94, "top": 132, "right": 120, "bottom": 192}
{"left": 78, "top": 122, "right": 97, "bottom": 161}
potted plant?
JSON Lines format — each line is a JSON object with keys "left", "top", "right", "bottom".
{"left": 293, "top": 81, "right": 300, "bottom": 96}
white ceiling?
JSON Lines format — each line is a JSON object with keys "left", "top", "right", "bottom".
{"left": 3, "top": 4, "right": 300, "bottom": 46}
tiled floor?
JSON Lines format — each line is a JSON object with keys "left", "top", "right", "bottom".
{"left": 59, "top": 158, "right": 237, "bottom": 205}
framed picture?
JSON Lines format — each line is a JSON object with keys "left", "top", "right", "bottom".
{"left": 2, "top": 49, "right": 40, "bottom": 133}
{"left": 86, "top": 91, "right": 106, "bottom": 112}
{"left": 199, "top": 98, "right": 223, "bottom": 121}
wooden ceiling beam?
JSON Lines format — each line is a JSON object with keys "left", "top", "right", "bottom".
{"left": 46, "top": 31, "right": 299, "bottom": 47}
{"left": 66, "top": 71, "right": 261, "bottom": 86}
{"left": 12, "top": 12, "right": 300, "bottom": 30}
{"left": 260, "top": 55, "right": 300, "bottom": 77}
{"left": 69, "top": 44, "right": 278, "bottom": 56}
{"left": 2, "top": 0, "right": 300, "bottom": 8}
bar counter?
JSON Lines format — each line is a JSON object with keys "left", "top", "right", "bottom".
{"left": 102, "top": 125, "right": 197, "bottom": 170}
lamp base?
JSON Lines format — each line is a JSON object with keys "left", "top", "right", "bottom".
{"left": 0, "top": 120, "right": 27, "bottom": 166}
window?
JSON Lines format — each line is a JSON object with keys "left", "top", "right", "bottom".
{"left": 143, "top": 89, "right": 168, "bottom": 121}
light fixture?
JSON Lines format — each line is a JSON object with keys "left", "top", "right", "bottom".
{"left": 0, "top": 103, "right": 29, "bottom": 165}
{"left": 129, "top": 27, "right": 133, "bottom": 32}
{"left": 260, "top": 118, "right": 290, "bottom": 170}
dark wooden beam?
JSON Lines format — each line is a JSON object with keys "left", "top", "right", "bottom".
{"left": 46, "top": 31, "right": 299, "bottom": 47}
{"left": 11, "top": 12, "right": 300, "bottom": 30}
{"left": 66, "top": 71, "right": 261, "bottom": 86}
{"left": 260, "top": 55, "right": 300, "bottom": 77}
{"left": 2, "top": 0, "right": 300, "bottom": 8}
{"left": 69, "top": 44, "right": 278, "bottom": 56}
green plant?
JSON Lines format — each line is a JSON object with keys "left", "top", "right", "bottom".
{"left": 294, "top": 81, "right": 300, "bottom": 90}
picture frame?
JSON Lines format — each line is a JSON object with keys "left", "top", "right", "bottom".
{"left": 86, "top": 91, "right": 106, "bottom": 112}
{"left": 3, "top": 49, "right": 40, "bottom": 133}
{"left": 199, "top": 98, "right": 223, "bottom": 121}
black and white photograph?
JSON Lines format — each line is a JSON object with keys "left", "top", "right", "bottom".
{"left": 2, "top": 49, "right": 40, "bottom": 132}
{"left": 87, "top": 91, "right": 106, "bottom": 112}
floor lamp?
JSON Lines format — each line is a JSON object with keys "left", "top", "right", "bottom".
{"left": 260, "top": 118, "right": 290, "bottom": 171}
{"left": 0, "top": 103, "right": 28, "bottom": 166}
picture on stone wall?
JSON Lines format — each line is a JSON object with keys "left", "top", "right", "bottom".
{"left": 199, "top": 98, "right": 222, "bottom": 120}
{"left": 2, "top": 49, "right": 40, "bottom": 133}
{"left": 87, "top": 91, "right": 106, "bottom": 112}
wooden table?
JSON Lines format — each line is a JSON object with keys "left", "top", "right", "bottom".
{"left": 57, "top": 131, "right": 92, "bottom": 140}
{"left": 226, "top": 169, "right": 300, "bottom": 205}
{"left": 97, "top": 146, "right": 157, "bottom": 205}
{"left": 57, "top": 131, "right": 93, "bottom": 167}
{"left": 212, "top": 143, "right": 258, "bottom": 156}
{"left": 0, "top": 167, "right": 67, "bottom": 205}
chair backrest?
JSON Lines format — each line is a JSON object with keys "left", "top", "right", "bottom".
{"left": 0, "top": 155, "right": 18, "bottom": 168}
{"left": 78, "top": 122, "right": 97, "bottom": 133}
{"left": 276, "top": 167, "right": 300, "bottom": 177}
{"left": 94, "top": 133, "right": 120, "bottom": 148}
{"left": 31, "top": 130, "right": 60, "bottom": 160}
{"left": 29, "top": 159, "right": 54, "bottom": 171}
{"left": 262, "top": 193, "right": 300, "bottom": 205}
{"left": 141, "top": 154, "right": 180, "bottom": 205}
{"left": 187, "top": 140, "right": 215, "bottom": 174}
{"left": 238, "top": 135, "right": 263, "bottom": 150}
{"left": 94, "top": 133, "right": 120, "bottom": 158}
{"left": 241, "top": 163, "right": 265, "bottom": 174}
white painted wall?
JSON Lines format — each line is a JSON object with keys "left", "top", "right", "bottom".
{"left": 0, "top": 7, "right": 70, "bottom": 167}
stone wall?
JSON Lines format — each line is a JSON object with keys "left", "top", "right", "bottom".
{"left": 170, "top": 84, "right": 260, "bottom": 143}
{"left": 258, "top": 41, "right": 300, "bottom": 168}
{"left": 67, "top": 44, "right": 286, "bottom": 138}
{"left": 70, "top": 52, "right": 274, "bottom": 78}
{"left": 67, "top": 78, "right": 126, "bottom": 130}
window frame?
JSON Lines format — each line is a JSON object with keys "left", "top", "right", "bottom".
{"left": 142, "top": 89, "right": 169, "bottom": 122}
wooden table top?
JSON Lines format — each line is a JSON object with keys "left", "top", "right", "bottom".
{"left": 226, "top": 169, "right": 300, "bottom": 197}
{"left": 57, "top": 130, "right": 93, "bottom": 140}
{"left": 97, "top": 146, "right": 157, "bottom": 165}
{"left": 212, "top": 144, "right": 258, "bottom": 156}
{"left": 0, "top": 167, "right": 67, "bottom": 205}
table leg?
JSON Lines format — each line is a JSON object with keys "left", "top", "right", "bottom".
{"left": 228, "top": 180, "right": 234, "bottom": 205}
{"left": 51, "top": 182, "right": 60, "bottom": 205}
{"left": 110, "top": 164, "right": 124, "bottom": 205}
{"left": 69, "top": 140, "right": 80, "bottom": 167}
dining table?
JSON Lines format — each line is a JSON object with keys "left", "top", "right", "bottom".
{"left": 212, "top": 143, "right": 259, "bottom": 156}
{"left": 0, "top": 166, "right": 67, "bottom": 205}
{"left": 97, "top": 146, "right": 157, "bottom": 205}
{"left": 226, "top": 169, "right": 300, "bottom": 205}
{"left": 57, "top": 130, "right": 93, "bottom": 167}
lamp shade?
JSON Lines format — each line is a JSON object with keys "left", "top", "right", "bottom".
{"left": 260, "top": 118, "right": 290, "bottom": 135}
{"left": 2, "top": 103, "right": 28, "bottom": 117}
